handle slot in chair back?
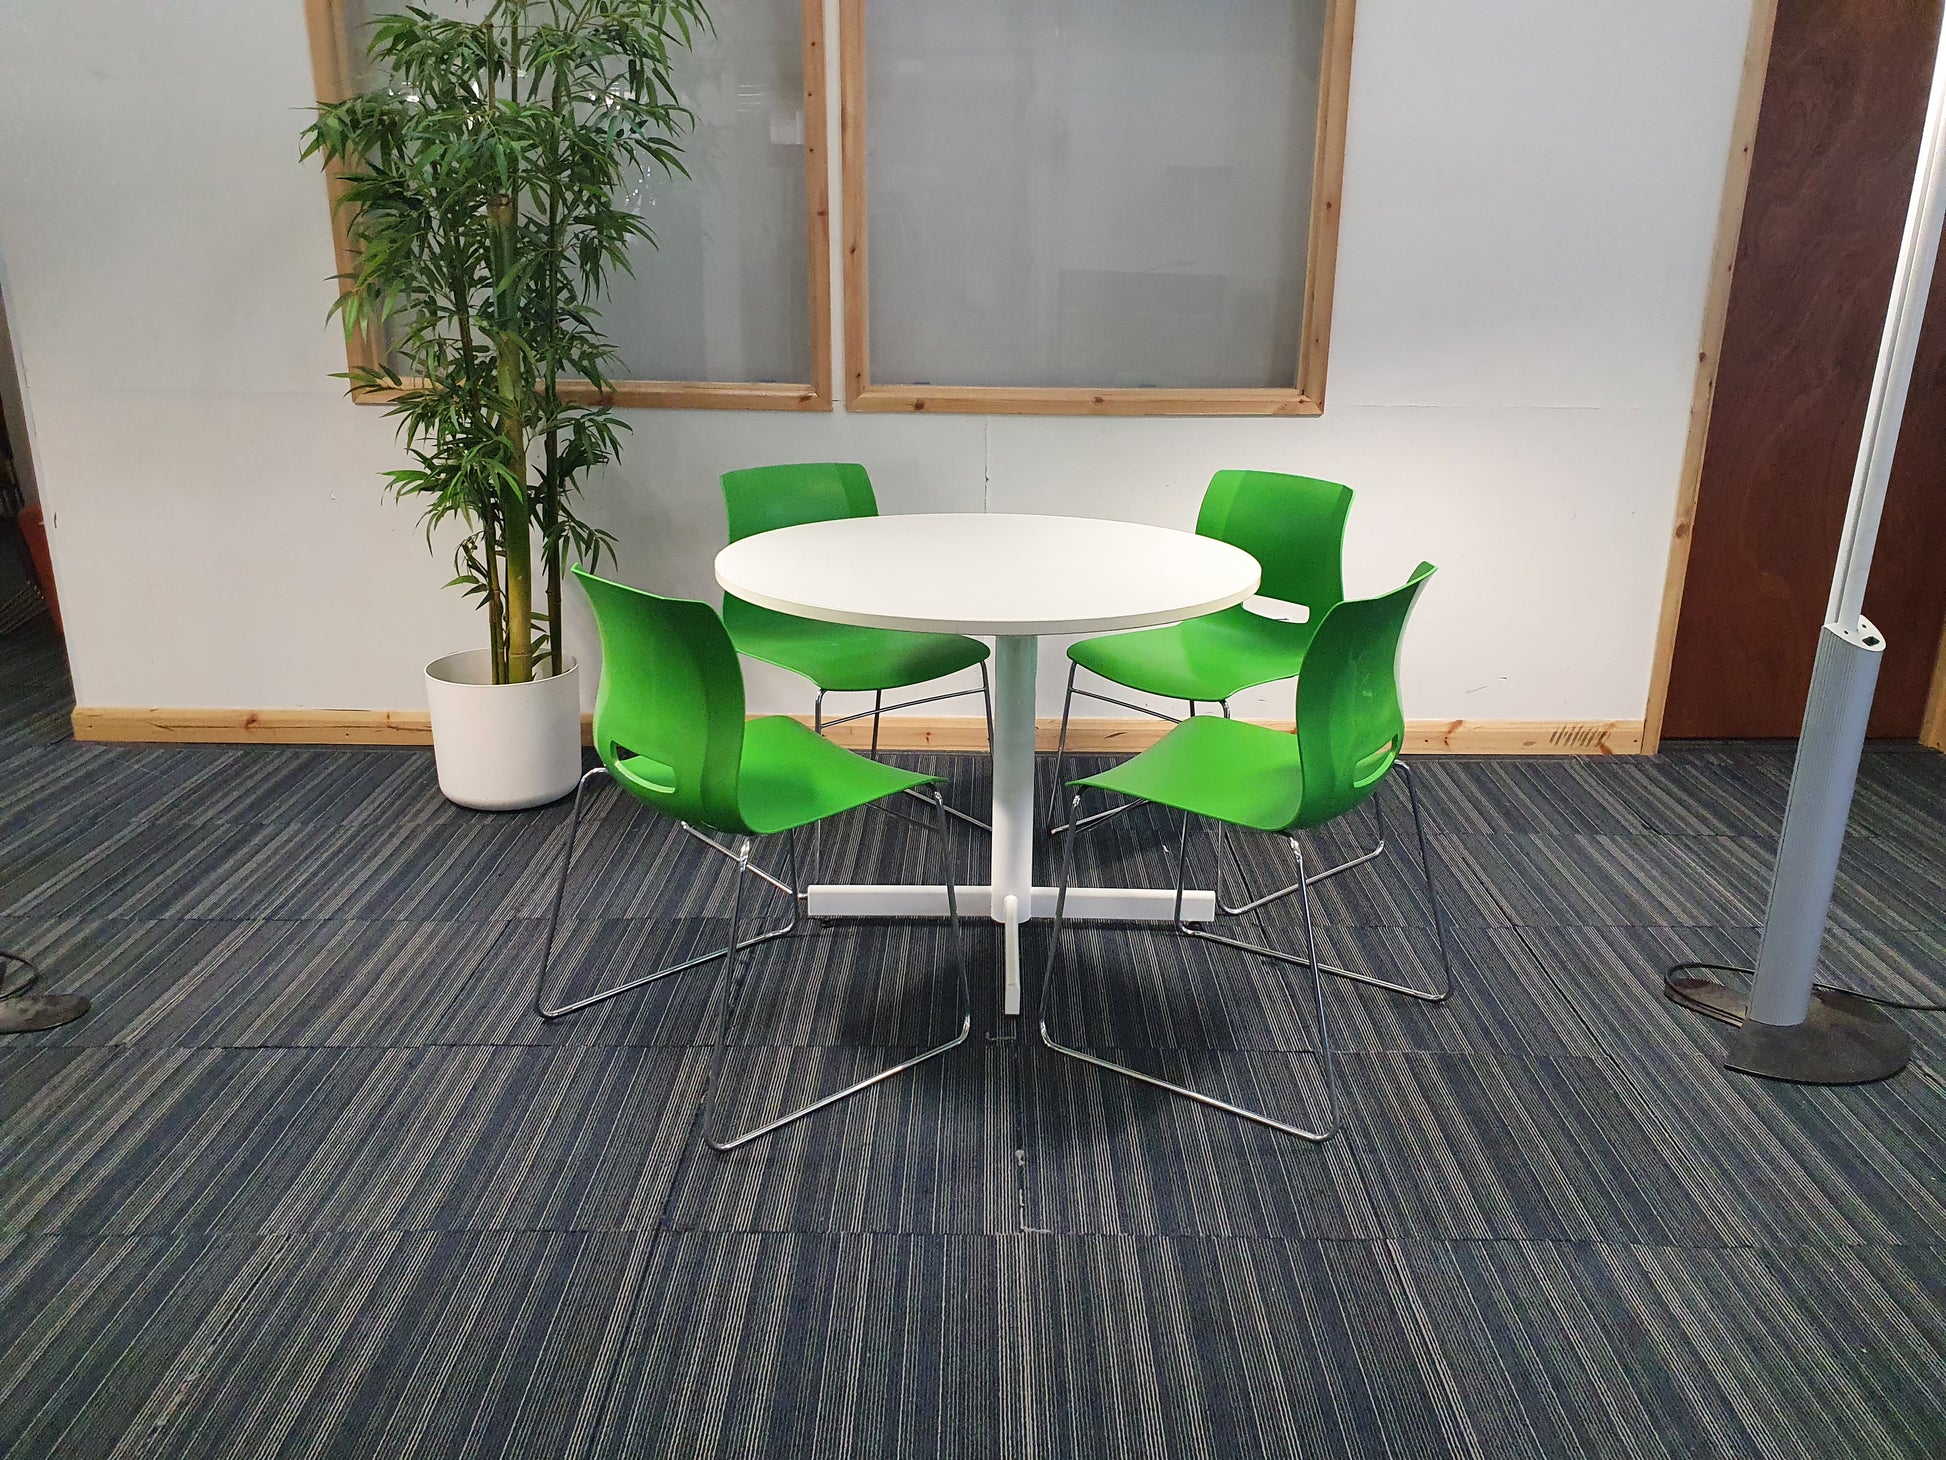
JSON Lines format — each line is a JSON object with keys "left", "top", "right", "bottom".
{"left": 1293, "top": 561, "right": 1437, "bottom": 825}
{"left": 572, "top": 567, "right": 750, "bottom": 833}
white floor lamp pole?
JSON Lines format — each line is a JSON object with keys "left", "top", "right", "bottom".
{"left": 1708, "top": 11, "right": 1946, "bottom": 1084}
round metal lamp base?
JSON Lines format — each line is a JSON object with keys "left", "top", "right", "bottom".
{"left": 1671, "top": 977, "right": 1912, "bottom": 1085}
{"left": 0, "top": 992, "right": 91, "bottom": 1034}
{"left": 1724, "top": 989, "right": 1911, "bottom": 1085}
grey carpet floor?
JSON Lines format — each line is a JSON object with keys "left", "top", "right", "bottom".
{"left": 1, "top": 615, "right": 1943, "bottom": 1458}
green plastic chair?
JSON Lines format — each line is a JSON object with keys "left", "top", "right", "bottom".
{"left": 535, "top": 567, "right": 970, "bottom": 1154}
{"left": 721, "top": 463, "right": 993, "bottom": 774}
{"left": 1040, "top": 562, "right": 1450, "bottom": 1142}
{"left": 1048, "top": 470, "right": 1353, "bottom": 846}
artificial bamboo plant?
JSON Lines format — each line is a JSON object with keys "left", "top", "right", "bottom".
{"left": 303, "top": 0, "right": 707, "bottom": 683}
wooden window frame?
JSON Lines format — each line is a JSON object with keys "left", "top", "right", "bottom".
{"left": 303, "top": 0, "right": 834, "bottom": 411}
{"left": 838, "top": 0, "right": 1354, "bottom": 418}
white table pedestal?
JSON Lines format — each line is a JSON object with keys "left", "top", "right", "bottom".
{"left": 806, "top": 634, "right": 1215, "bottom": 1016}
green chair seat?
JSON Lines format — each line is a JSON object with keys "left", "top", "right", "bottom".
{"left": 725, "top": 598, "right": 990, "bottom": 695}
{"left": 735, "top": 714, "right": 935, "bottom": 834}
{"left": 1077, "top": 714, "right": 1307, "bottom": 832}
{"left": 1065, "top": 603, "right": 1318, "bottom": 705}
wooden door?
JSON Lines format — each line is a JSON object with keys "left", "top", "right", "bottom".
{"left": 1664, "top": 0, "right": 1946, "bottom": 739}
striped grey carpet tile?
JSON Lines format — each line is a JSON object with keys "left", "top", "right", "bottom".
{"left": 438, "top": 915, "right": 1002, "bottom": 1051}
{"left": 0, "top": 1044, "right": 706, "bottom": 1237}
{"left": 0, "top": 1045, "right": 371, "bottom": 1236}
{"left": 1410, "top": 757, "right": 1651, "bottom": 836}
{"left": 1313, "top": 924, "right": 1606, "bottom": 1058}
{"left": 1033, "top": 920, "right": 1599, "bottom": 1059}
{"left": 1, "top": 820, "right": 324, "bottom": 922}
{"left": 0, "top": 809, "right": 154, "bottom": 918}
{"left": 1588, "top": 753, "right": 1793, "bottom": 838}
{"left": 1019, "top": 1042, "right": 1378, "bottom": 1240}
{"left": 1509, "top": 923, "right": 1946, "bottom": 1247}
{"left": 5, "top": 805, "right": 556, "bottom": 918}
{"left": 1828, "top": 833, "right": 1946, "bottom": 932}
{"left": 117, "top": 1232, "right": 1932, "bottom": 1460}
{"left": 1436, "top": 832, "right": 1773, "bottom": 929}
{"left": 107, "top": 1228, "right": 663, "bottom": 1460}
{"left": 0, "top": 626, "right": 63, "bottom": 682}
{"left": 435, "top": 916, "right": 739, "bottom": 1048}
{"left": 719, "top": 917, "right": 996, "bottom": 1050}
{"left": 0, "top": 1231, "right": 284, "bottom": 1460}
{"left": 238, "top": 816, "right": 559, "bottom": 923}
{"left": 1816, "top": 924, "right": 1946, "bottom": 1006}
{"left": 0, "top": 741, "right": 231, "bottom": 833}
{"left": 663, "top": 1043, "right": 1017, "bottom": 1235}
{"left": 50, "top": 918, "right": 512, "bottom": 1050}
{"left": 3, "top": 626, "right": 1945, "bottom": 1460}
{"left": 1007, "top": 1234, "right": 1472, "bottom": 1460}
{"left": 1485, "top": 822, "right": 1946, "bottom": 937}
{"left": 1157, "top": 815, "right": 1507, "bottom": 930}
{"left": 1393, "top": 1236, "right": 1946, "bottom": 1460}
{"left": 1692, "top": 1058, "right": 1946, "bottom": 1246}
{"left": 0, "top": 675, "right": 76, "bottom": 746}
{"left": 1504, "top": 921, "right": 1765, "bottom": 1071}
{"left": 1330, "top": 1049, "right": 1738, "bottom": 1247}
{"left": 148, "top": 744, "right": 433, "bottom": 829}
{"left": 0, "top": 917, "right": 257, "bottom": 1047}
{"left": 591, "top": 1230, "right": 1946, "bottom": 1460}
{"left": 1034, "top": 918, "right": 1325, "bottom": 1053}
{"left": 591, "top": 1231, "right": 1007, "bottom": 1460}
{"left": 1850, "top": 779, "right": 1946, "bottom": 858}
{"left": 501, "top": 792, "right": 750, "bottom": 923}
{"left": 504, "top": 756, "right": 990, "bottom": 927}
{"left": 251, "top": 1044, "right": 706, "bottom": 1237}
{"left": 1, "top": 814, "right": 555, "bottom": 924}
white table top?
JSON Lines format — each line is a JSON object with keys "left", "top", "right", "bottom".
{"left": 714, "top": 513, "right": 1260, "bottom": 636}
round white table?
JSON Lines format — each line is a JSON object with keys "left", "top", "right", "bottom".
{"left": 715, "top": 513, "right": 1261, "bottom": 1015}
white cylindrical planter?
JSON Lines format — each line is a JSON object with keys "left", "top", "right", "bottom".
{"left": 424, "top": 649, "right": 582, "bottom": 811}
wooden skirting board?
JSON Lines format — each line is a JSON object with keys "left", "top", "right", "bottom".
{"left": 71, "top": 707, "right": 1645, "bottom": 756}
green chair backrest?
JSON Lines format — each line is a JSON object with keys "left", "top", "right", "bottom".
{"left": 1290, "top": 561, "right": 1437, "bottom": 829}
{"left": 721, "top": 462, "right": 880, "bottom": 543}
{"left": 573, "top": 566, "right": 753, "bottom": 835}
{"left": 1194, "top": 469, "right": 1352, "bottom": 612}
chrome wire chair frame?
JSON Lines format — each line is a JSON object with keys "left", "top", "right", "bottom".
{"left": 1039, "top": 790, "right": 1339, "bottom": 1141}
{"left": 1212, "top": 775, "right": 1387, "bottom": 919}
{"left": 535, "top": 769, "right": 973, "bottom": 1153}
{"left": 534, "top": 765, "right": 802, "bottom": 1020}
{"left": 706, "top": 788, "right": 972, "bottom": 1154}
{"left": 814, "top": 662, "right": 994, "bottom": 834}
{"left": 1045, "top": 663, "right": 1196, "bottom": 837}
{"left": 1188, "top": 762, "right": 1454, "bottom": 1007}
{"left": 1044, "top": 667, "right": 1249, "bottom": 838}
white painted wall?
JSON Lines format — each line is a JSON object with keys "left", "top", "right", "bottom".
{"left": 0, "top": 0, "right": 1753, "bottom": 724}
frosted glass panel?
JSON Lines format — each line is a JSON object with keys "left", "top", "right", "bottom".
{"left": 866, "top": 0, "right": 1326, "bottom": 390}
{"left": 357, "top": 0, "right": 811, "bottom": 384}
{"left": 605, "top": 1, "right": 810, "bottom": 382}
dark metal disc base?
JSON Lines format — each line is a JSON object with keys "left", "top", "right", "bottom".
{"left": 0, "top": 992, "right": 91, "bottom": 1034}
{"left": 1669, "top": 977, "right": 1910, "bottom": 1085}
